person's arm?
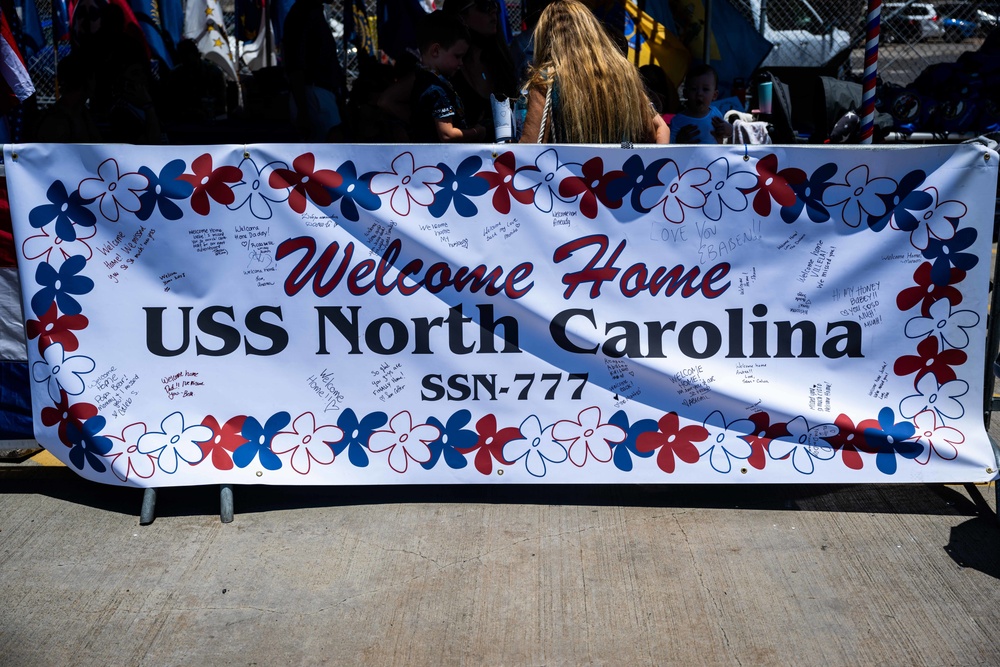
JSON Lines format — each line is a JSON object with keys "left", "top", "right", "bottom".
{"left": 711, "top": 111, "right": 733, "bottom": 144}
{"left": 436, "top": 118, "right": 488, "bottom": 142}
{"left": 652, "top": 113, "right": 670, "bottom": 144}
{"left": 519, "top": 85, "right": 546, "bottom": 143}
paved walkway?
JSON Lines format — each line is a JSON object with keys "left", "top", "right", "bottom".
{"left": 1, "top": 431, "right": 998, "bottom": 666}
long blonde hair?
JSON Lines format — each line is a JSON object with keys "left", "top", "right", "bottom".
{"left": 528, "top": 0, "right": 655, "bottom": 143}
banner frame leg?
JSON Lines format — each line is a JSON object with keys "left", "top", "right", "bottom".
{"left": 139, "top": 487, "right": 156, "bottom": 525}
{"left": 220, "top": 484, "right": 234, "bottom": 523}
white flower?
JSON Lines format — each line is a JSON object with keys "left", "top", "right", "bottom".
{"left": 137, "top": 411, "right": 213, "bottom": 474}
{"left": 701, "top": 157, "right": 756, "bottom": 221}
{"left": 822, "top": 164, "right": 896, "bottom": 228}
{"left": 551, "top": 406, "right": 625, "bottom": 467}
{"left": 898, "top": 372, "right": 968, "bottom": 420}
{"left": 893, "top": 186, "right": 965, "bottom": 250}
{"left": 768, "top": 416, "right": 837, "bottom": 474}
{"left": 511, "top": 148, "right": 578, "bottom": 213}
{"left": 504, "top": 414, "right": 567, "bottom": 477}
{"left": 911, "top": 409, "right": 963, "bottom": 464}
{"left": 228, "top": 157, "right": 291, "bottom": 220}
{"left": 31, "top": 342, "right": 94, "bottom": 402}
{"left": 904, "top": 293, "right": 979, "bottom": 350}
{"left": 637, "top": 159, "right": 709, "bottom": 223}
{"left": 77, "top": 158, "right": 147, "bottom": 222}
{"left": 368, "top": 410, "right": 440, "bottom": 473}
{"left": 22, "top": 226, "right": 96, "bottom": 266}
{"left": 271, "top": 411, "right": 344, "bottom": 475}
{"left": 105, "top": 422, "right": 156, "bottom": 482}
{"left": 370, "top": 152, "right": 443, "bottom": 216}
{"left": 698, "top": 410, "right": 754, "bottom": 473}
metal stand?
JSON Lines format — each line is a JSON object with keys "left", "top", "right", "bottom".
{"left": 220, "top": 484, "right": 234, "bottom": 523}
{"left": 138, "top": 485, "right": 236, "bottom": 524}
{"left": 139, "top": 487, "right": 156, "bottom": 525}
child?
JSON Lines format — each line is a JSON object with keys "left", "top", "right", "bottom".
{"left": 670, "top": 64, "right": 732, "bottom": 144}
{"left": 409, "top": 11, "right": 488, "bottom": 142}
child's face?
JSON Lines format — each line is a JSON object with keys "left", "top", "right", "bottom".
{"left": 430, "top": 40, "right": 469, "bottom": 77}
{"left": 683, "top": 72, "right": 718, "bottom": 114}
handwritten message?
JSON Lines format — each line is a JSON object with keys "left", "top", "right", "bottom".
{"left": 90, "top": 366, "right": 140, "bottom": 418}
{"left": 162, "top": 370, "right": 204, "bottom": 400}
{"left": 99, "top": 226, "right": 156, "bottom": 283}
{"left": 372, "top": 362, "right": 405, "bottom": 403}
{"left": 306, "top": 369, "right": 345, "bottom": 413}
{"left": 189, "top": 228, "right": 228, "bottom": 255}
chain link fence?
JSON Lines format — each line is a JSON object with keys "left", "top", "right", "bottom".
{"left": 21, "top": 0, "right": 989, "bottom": 109}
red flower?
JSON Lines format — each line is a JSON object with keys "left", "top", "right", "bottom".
{"left": 198, "top": 415, "right": 248, "bottom": 470}
{"left": 896, "top": 261, "right": 964, "bottom": 316}
{"left": 458, "top": 413, "right": 520, "bottom": 475}
{"left": 635, "top": 411, "right": 707, "bottom": 473}
{"left": 25, "top": 303, "right": 88, "bottom": 353}
{"left": 558, "top": 157, "right": 625, "bottom": 219}
{"left": 180, "top": 153, "right": 243, "bottom": 215}
{"left": 740, "top": 411, "right": 789, "bottom": 470}
{"left": 893, "top": 335, "right": 966, "bottom": 384}
{"left": 743, "top": 154, "right": 805, "bottom": 217}
{"left": 821, "top": 413, "right": 871, "bottom": 469}
{"left": 270, "top": 153, "right": 342, "bottom": 214}
{"left": 476, "top": 151, "right": 533, "bottom": 215}
{"left": 40, "top": 390, "right": 97, "bottom": 447}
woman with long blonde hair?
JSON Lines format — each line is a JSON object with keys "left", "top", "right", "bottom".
{"left": 519, "top": 0, "right": 669, "bottom": 144}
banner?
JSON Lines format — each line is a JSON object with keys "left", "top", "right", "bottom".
{"left": 4, "top": 143, "right": 999, "bottom": 487}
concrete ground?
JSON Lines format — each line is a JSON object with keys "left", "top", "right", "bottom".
{"left": 1, "top": 434, "right": 998, "bottom": 666}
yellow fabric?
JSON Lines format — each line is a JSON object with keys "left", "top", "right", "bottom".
{"left": 624, "top": 0, "right": 691, "bottom": 88}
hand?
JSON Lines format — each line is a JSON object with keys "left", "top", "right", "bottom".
{"left": 712, "top": 117, "right": 734, "bottom": 144}
{"left": 675, "top": 124, "right": 700, "bottom": 143}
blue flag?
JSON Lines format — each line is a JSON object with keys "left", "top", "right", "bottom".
{"left": 159, "top": 0, "right": 182, "bottom": 46}
{"left": 127, "top": 0, "right": 175, "bottom": 66}
{"left": 16, "top": 0, "right": 43, "bottom": 55}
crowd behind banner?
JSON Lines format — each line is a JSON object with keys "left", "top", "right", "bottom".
{"left": 0, "top": 0, "right": 783, "bottom": 146}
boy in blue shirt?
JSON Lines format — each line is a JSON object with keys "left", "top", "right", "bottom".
{"left": 670, "top": 64, "right": 733, "bottom": 144}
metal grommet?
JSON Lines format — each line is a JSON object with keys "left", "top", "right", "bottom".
{"left": 256, "top": 470, "right": 263, "bottom": 477}
{"left": 244, "top": 151, "right": 250, "bottom": 159}
{"left": 491, "top": 151, "right": 499, "bottom": 159}
{"left": 740, "top": 467, "right": 748, "bottom": 474}
{"left": 987, "top": 467, "right": 995, "bottom": 474}
{"left": 10, "top": 152, "right": 17, "bottom": 161}
{"left": 985, "top": 152, "right": 991, "bottom": 162}
{"left": 497, "top": 469, "right": 504, "bottom": 476}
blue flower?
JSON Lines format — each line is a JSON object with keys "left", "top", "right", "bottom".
{"left": 28, "top": 180, "right": 96, "bottom": 242}
{"left": 333, "top": 408, "right": 387, "bottom": 467}
{"left": 605, "top": 154, "right": 668, "bottom": 212}
{"left": 30, "top": 254, "right": 94, "bottom": 317}
{"left": 863, "top": 407, "right": 921, "bottom": 474}
{"left": 607, "top": 410, "right": 657, "bottom": 472}
{"left": 780, "top": 162, "right": 836, "bottom": 224}
{"left": 422, "top": 409, "right": 476, "bottom": 469}
{"left": 234, "top": 411, "right": 290, "bottom": 470}
{"left": 327, "top": 160, "right": 381, "bottom": 222}
{"left": 923, "top": 226, "right": 978, "bottom": 285}
{"left": 868, "top": 169, "right": 931, "bottom": 232}
{"left": 428, "top": 156, "right": 489, "bottom": 218}
{"left": 66, "top": 415, "right": 112, "bottom": 473}
{"left": 136, "top": 160, "right": 194, "bottom": 221}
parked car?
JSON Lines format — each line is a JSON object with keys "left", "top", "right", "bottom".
{"left": 940, "top": 14, "right": 978, "bottom": 39}
{"left": 731, "top": 0, "right": 853, "bottom": 69}
{"left": 884, "top": 2, "right": 946, "bottom": 42}
{"left": 935, "top": 2, "right": 983, "bottom": 38}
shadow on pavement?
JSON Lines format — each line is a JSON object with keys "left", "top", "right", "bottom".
{"left": 2, "top": 476, "right": 995, "bottom": 522}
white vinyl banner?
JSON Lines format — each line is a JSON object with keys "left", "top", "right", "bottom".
{"left": 4, "top": 142, "right": 999, "bottom": 486}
